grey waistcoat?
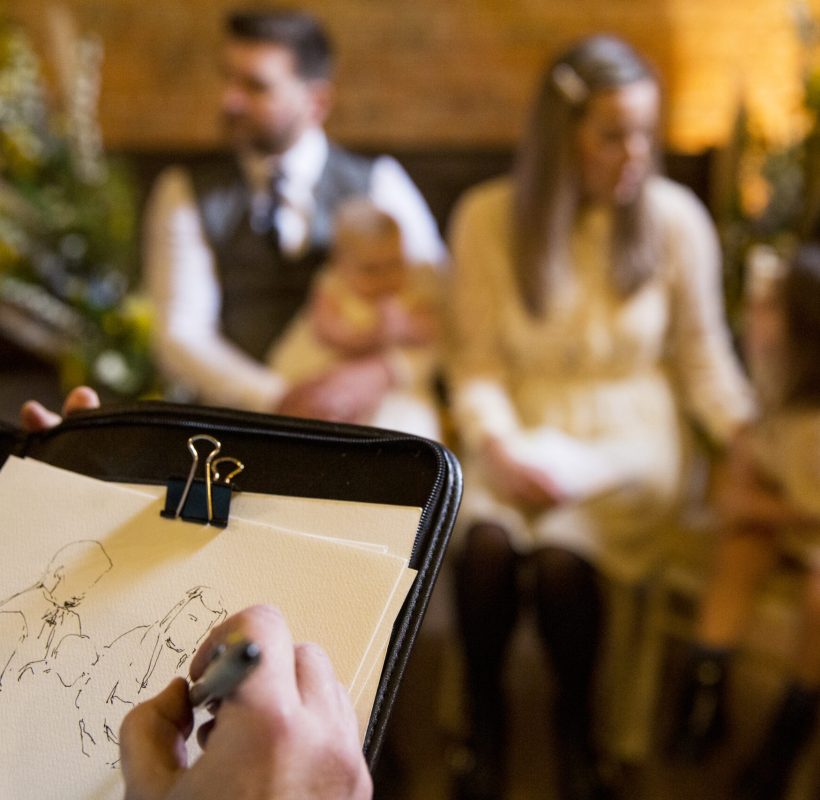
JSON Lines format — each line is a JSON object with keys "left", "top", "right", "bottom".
{"left": 191, "top": 145, "right": 373, "bottom": 361}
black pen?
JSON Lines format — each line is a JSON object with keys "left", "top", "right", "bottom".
{"left": 189, "top": 637, "right": 262, "bottom": 707}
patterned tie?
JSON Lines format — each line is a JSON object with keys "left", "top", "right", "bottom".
{"left": 250, "top": 168, "right": 284, "bottom": 252}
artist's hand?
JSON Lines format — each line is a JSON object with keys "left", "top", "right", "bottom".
{"left": 482, "top": 436, "right": 565, "bottom": 509}
{"left": 19, "top": 386, "right": 100, "bottom": 432}
{"left": 276, "top": 356, "right": 392, "bottom": 424}
{"left": 120, "top": 605, "right": 372, "bottom": 800}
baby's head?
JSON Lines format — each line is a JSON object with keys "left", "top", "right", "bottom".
{"left": 331, "top": 198, "right": 406, "bottom": 300}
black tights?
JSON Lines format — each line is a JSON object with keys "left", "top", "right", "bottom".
{"left": 454, "top": 523, "right": 519, "bottom": 744}
{"left": 454, "top": 523, "right": 604, "bottom": 748}
{"left": 531, "top": 545, "right": 604, "bottom": 743}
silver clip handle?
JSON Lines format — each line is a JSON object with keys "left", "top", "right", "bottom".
{"left": 211, "top": 456, "right": 245, "bottom": 486}
{"left": 175, "top": 434, "right": 222, "bottom": 522}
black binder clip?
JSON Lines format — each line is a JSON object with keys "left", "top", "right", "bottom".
{"left": 161, "top": 435, "right": 244, "bottom": 528}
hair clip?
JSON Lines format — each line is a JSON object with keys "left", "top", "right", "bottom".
{"left": 552, "top": 63, "right": 589, "bottom": 106}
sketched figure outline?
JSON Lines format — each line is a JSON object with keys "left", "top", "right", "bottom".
{"left": 0, "top": 540, "right": 113, "bottom": 690}
{"left": 75, "top": 585, "right": 227, "bottom": 765}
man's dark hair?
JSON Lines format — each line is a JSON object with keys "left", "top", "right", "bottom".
{"left": 226, "top": 8, "right": 333, "bottom": 80}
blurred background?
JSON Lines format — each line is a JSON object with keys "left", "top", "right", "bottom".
{"left": 8, "top": 0, "right": 816, "bottom": 151}
{"left": 2, "top": 0, "right": 819, "bottom": 418}
{"left": 3, "top": 3, "right": 820, "bottom": 798}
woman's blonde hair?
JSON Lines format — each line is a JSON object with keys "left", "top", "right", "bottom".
{"left": 513, "top": 35, "right": 660, "bottom": 315}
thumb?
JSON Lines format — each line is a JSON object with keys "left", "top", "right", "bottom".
{"left": 120, "top": 677, "right": 193, "bottom": 800}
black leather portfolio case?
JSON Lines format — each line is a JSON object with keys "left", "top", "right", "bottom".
{"left": 0, "top": 401, "right": 462, "bottom": 767}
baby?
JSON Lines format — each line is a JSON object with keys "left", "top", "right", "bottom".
{"left": 268, "top": 198, "right": 441, "bottom": 439}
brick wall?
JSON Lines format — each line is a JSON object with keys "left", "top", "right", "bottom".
{"left": 10, "top": 0, "right": 820, "bottom": 152}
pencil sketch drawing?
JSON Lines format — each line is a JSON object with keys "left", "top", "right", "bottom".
{"left": 0, "top": 540, "right": 113, "bottom": 691}
{"left": 75, "top": 586, "right": 227, "bottom": 766}
{"left": 0, "top": 540, "right": 227, "bottom": 769}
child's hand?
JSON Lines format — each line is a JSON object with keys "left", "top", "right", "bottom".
{"left": 311, "top": 288, "right": 383, "bottom": 356}
{"left": 714, "top": 431, "right": 819, "bottom": 530}
{"left": 378, "top": 298, "right": 439, "bottom": 346}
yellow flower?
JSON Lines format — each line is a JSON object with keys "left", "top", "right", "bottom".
{"left": 59, "top": 351, "right": 89, "bottom": 392}
{"left": 120, "top": 294, "right": 154, "bottom": 331}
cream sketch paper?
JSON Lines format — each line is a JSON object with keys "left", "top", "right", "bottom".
{"left": 352, "top": 568, "right": 418, "bottom": 736}
{"left": 231, "top": 492, "right": 422, "bottom": 559}
{"left": 355, "top": 644, "right": 389, "bottom": 740}
{"left": 118, "top": 481, "right": 422, "bottom": 718}
{"left": 121, "top": 483, "right": 422, "bottom": 559}
{"left": 0, "top": 457, "right": 410, "bottom": 800}
{"left": 350, "top": 568, "right": 418, "bottom": 698}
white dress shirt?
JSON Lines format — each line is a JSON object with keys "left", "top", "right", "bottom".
{"left": 143, "top": 127, "right": 447, "bottom": 412}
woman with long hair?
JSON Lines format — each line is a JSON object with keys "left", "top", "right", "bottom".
{"left": 446, "top": 35, "right": 755, "bottom": 800}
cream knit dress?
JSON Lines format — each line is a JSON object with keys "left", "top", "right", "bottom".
{"left": 448, "top": 175, "right": 756, "bottom": 583}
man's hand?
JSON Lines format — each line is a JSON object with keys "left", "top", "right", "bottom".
{"left": 120, "top": 605, "right": 372, "bottom": 800}
{"left": 276, "top": 356, "right": 392, "bottom": 423}
{"left": 482, "top": 436, "right": 565, "bottom": 510}
{"left": 20, "top": 386, "right": 101, "bottom": 432}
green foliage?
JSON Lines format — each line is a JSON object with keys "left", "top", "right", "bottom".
{"left": 718, "top": 1, "right": 820, "bottom": 324}
{"left": 0, "top": 15, "right": 156, "bottom": 398}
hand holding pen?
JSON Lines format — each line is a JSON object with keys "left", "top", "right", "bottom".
{"left": 189, "top": 635, "right": 261, "bottom": 709}
{"left": 119, "top": 605, "right": 372, "bottom": 800}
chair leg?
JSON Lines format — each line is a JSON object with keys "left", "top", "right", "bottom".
{"left": 665, "top": 644, "right": 732, "bottom": 762}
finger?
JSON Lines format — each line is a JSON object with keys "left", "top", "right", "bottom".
{"left": 63, "top": 386, "right": 100, "bottom": 417}
{"left": 500, "top": 475, "right": 544, "bottom": 507}
{"left": 529, "top": 472, "right": 566, "bottom": 506}
{"left": 190, "top": 605, "right": 299, "bottom": 704}
{"left": 19, "top": 401, "right": 62, "bottom": 433}
{"left": 190, "top": 604, "right": 277, "bottom": 679}
{"left": 120, "top": 678, "right": 192, "bottom": 800}
{"left": 196, "top": 717, "right": 217, "bottom": 750}
{"left": 294, "top": 642, "right": 339, "bottom": 709}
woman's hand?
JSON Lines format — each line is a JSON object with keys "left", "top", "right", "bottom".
{"left": 20, "top": 386, "right": 100, "bottom": 433}
{"left": 482, "top": 436, "right": 566, "bottom": 510}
